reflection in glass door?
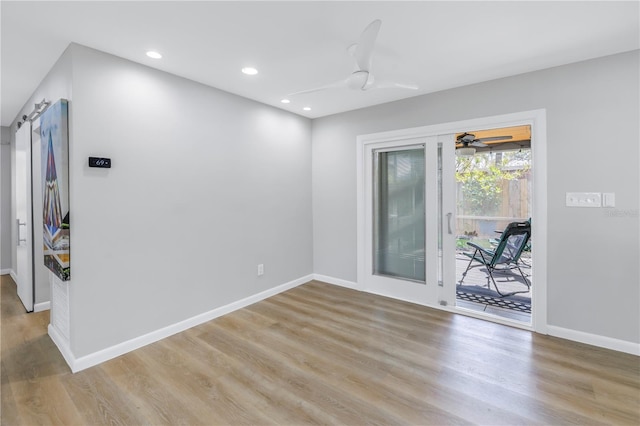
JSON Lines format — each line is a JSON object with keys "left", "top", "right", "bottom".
{"left": 373, "top": 147, "right": 425, "bottom": 283}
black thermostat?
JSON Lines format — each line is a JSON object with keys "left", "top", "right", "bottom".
{"left": 88, "top": 157, "right": 111, "bottom": 168}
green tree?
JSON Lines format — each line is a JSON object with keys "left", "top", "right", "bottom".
{"left": 456, "top": 151, "right": 530, "bottom": 216}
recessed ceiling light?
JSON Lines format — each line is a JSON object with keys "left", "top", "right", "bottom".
{"left": 281, "top": 99, "right": 291, "bottom": 104}
{"left": 303, "top": 107, "right": 311, "bottom": 111}
{"left": 146, "top": 51, "right": 162, "bottom": 59}
{"left": 242, "top": 67, "right": 258, "bottom": 75}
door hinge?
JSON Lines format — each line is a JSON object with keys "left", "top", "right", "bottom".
{"left": 438, "top": 280, "right": 444, "bottom": 287}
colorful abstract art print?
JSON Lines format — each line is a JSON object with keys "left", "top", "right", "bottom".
{"left": 41, "top": 99, "right": 70, "bottom": 281}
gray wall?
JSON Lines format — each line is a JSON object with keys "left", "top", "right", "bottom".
{"left": 9, "top": 41, "right": 638, "bottom": 359}
{"left": 66, "top": 45, "right": 312, "bottom": 357}
{"left": 312, "top": 50, "right": 640, "bottom": 344}
{"left": 1, "top": 127, "right": 11, "bottom": 272}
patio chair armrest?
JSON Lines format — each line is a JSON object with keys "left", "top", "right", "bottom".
{"left": 466, "top": 242, "right": 494, "bottom": 257}
{"left": 466, "top": 241, "right": 483, "bottom": 251}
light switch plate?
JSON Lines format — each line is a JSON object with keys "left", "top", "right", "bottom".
{"left": 566, "top": 192, "right": 602, "bottom": 207}
{"left": 602, "top": 192, "right": 615, "bottom": 207}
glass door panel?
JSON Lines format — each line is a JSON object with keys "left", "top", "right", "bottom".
{"left": 360, "top": 135, "right": 454, "bottom": 307}
{"left": 373, "top": 148, "right": 425, "bottom": 282}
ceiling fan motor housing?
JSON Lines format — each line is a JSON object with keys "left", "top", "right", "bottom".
{"left": 348, "top": 70, "right": 374, "bottom": 90}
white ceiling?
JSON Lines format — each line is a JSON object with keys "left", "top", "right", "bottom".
{"left": 1, "top": 1, "right": 638, "bottom": 126}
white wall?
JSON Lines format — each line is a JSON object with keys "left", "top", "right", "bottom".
{"left": 1, "top": 127, "right": 11, "bottom": 272}
{"left": 66, "top": 45, "right": 312, "bottom": 357}
{"left": 312, "top": 50, "right": 640, "bottom": 345}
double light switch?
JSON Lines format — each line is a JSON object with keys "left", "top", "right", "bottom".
{"left": 566, "top": 192, "right": 615, "bottom": 207}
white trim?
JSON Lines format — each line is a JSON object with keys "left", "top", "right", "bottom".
{"left": 48, "top": 323, "right": 75, "bottom": 370}
{"left": 34, "top": 301, "right": 50, "bottom": 312}
{"left": 9, "top": 270, "right": 18, "bottom": 283}
{"left": 547, "top": 325, "right": 640, "bottom": 356}
{"left": 317, "top": 276, "right": 640, "bottom": 355}
{"left": 0, "top": 268, "right": 12, "bottom": 275}
{"left": 52, "top": 274, "right": 313, "bottom": 373}
{"left": 440, "top": 304, "right": 534, "bottom": 331}
{"left": 356, "top": 109, "right": 548, "bottom": 334}
{"left": 316, "top": 275, "right": 532, "bottom": 331}
{"left": 313, "top": 274, "right": 359, "bottom": 290}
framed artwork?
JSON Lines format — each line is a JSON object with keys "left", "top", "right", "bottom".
{"left": 41, "top": 99, "right": 70, "bottom": 281}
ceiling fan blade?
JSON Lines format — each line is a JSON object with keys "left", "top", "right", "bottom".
{"left": 470, "top": 141, "right": 488, "bottom": 147}
{"left": 475, "top": 135, "right": 513, "bottom": 142}
{"left": 353, "top": 19, "right": 381, "bottom": 71}
{"left": 287, "top": 79, "right": 348, "bottom": 96}
{"left": 371, "top": 80, "right": 419, "bottom": 90}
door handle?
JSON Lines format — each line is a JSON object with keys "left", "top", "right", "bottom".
{"left": 16, "top": 219, "right": 27, "bottom": 245}
{"left": 446, "top": 213, "right": 453, "bottom": 235}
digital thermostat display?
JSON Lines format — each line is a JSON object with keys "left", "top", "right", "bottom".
{"left": 88, "top": 157, "right": 111, "bottom": 168}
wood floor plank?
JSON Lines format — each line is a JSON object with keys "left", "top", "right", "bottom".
{"left": 2, "top": 276, "right": 639, "bottom": 425}
{"left": 136, "top": 336, "right": 279, "bottom": 425}
{"left": 0, "top": 360, "right": 21, "bottom": 424}
{"left": 60, "top": 366, "right": 149, "bottom": 425}
{"left": 199, "top": 320, "right": 411, "bottom": 425}
{"left": 218, "top": 306, "right": 523, "bottom": 425}
{"left": 248, "top": 298, "right": 526, "bottom": 424}
{"left": 98, "top": 352, "right": 210, "bottom": 425}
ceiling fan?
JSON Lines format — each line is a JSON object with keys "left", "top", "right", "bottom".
{"left": 455, "top": 133, "right": 513, "bottom": 156}
{"left": 289, "top": 19, "right": 418, "bottom": 96}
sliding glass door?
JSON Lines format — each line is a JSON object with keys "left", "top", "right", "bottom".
{"left": 373, "top": 147, "right": 426, "bottom": 283}
{"left": 361, "top": 135, "right": 456, "bottom": 306}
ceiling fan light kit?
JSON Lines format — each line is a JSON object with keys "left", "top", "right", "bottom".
{"left": 456, "top": 147, "right": 476, "bottom": 157}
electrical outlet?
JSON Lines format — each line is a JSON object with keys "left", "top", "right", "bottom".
{"left": 257, "top": 264, "right": 264, "bottom": 276}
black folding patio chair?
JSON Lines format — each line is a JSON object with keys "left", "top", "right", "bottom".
{"left": 458, "top": 221, "right": 531, "bottom": 297}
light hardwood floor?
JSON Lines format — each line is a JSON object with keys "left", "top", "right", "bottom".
{"left": 2, "top": 274, "right": 639, "bottom": 425}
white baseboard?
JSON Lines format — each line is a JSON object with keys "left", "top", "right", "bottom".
{"left": 9, "top": 270, "right": 17, "bottom": 283}
{"left": 47, "top": 272, "right": 638, "bottom": 374}
{"left": 34, "top": 301, "right": 51, "bottom": 312}
{"left": 56, "top": 274, "right": 313, "bottom": 373}
{"left": 0, "top": 268, "right": 11, "bottom": 276}
{"left": 547, "top": 325, "right": 640, "bottom": 356}
{"left": 312, "top": 274, "right": 359, "bottom": 290}
{"left": 315, "top": 274, "right": 639, "bottom": 357}
{"left": 48, "top": 324, "right": 75, "bottom": 371}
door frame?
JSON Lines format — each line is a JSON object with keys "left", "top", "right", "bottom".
{"left": 357, "top": 109, "right": 547, "bottom": 333}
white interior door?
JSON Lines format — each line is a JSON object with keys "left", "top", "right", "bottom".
{"left": 15, "top": 123, "right": 33, "bottom": 312}
{"left": 360, "top": 135, "right": 456, "bottom": 307}
{"left": 31, "top": 118, "right": 49, "bottom": 304}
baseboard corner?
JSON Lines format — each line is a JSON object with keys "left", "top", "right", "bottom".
{"left": 48, "top": 324, "right": 77, "bottom": 372}
{"left": 312, "top": 274, "right": 359, "bottom": 290}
